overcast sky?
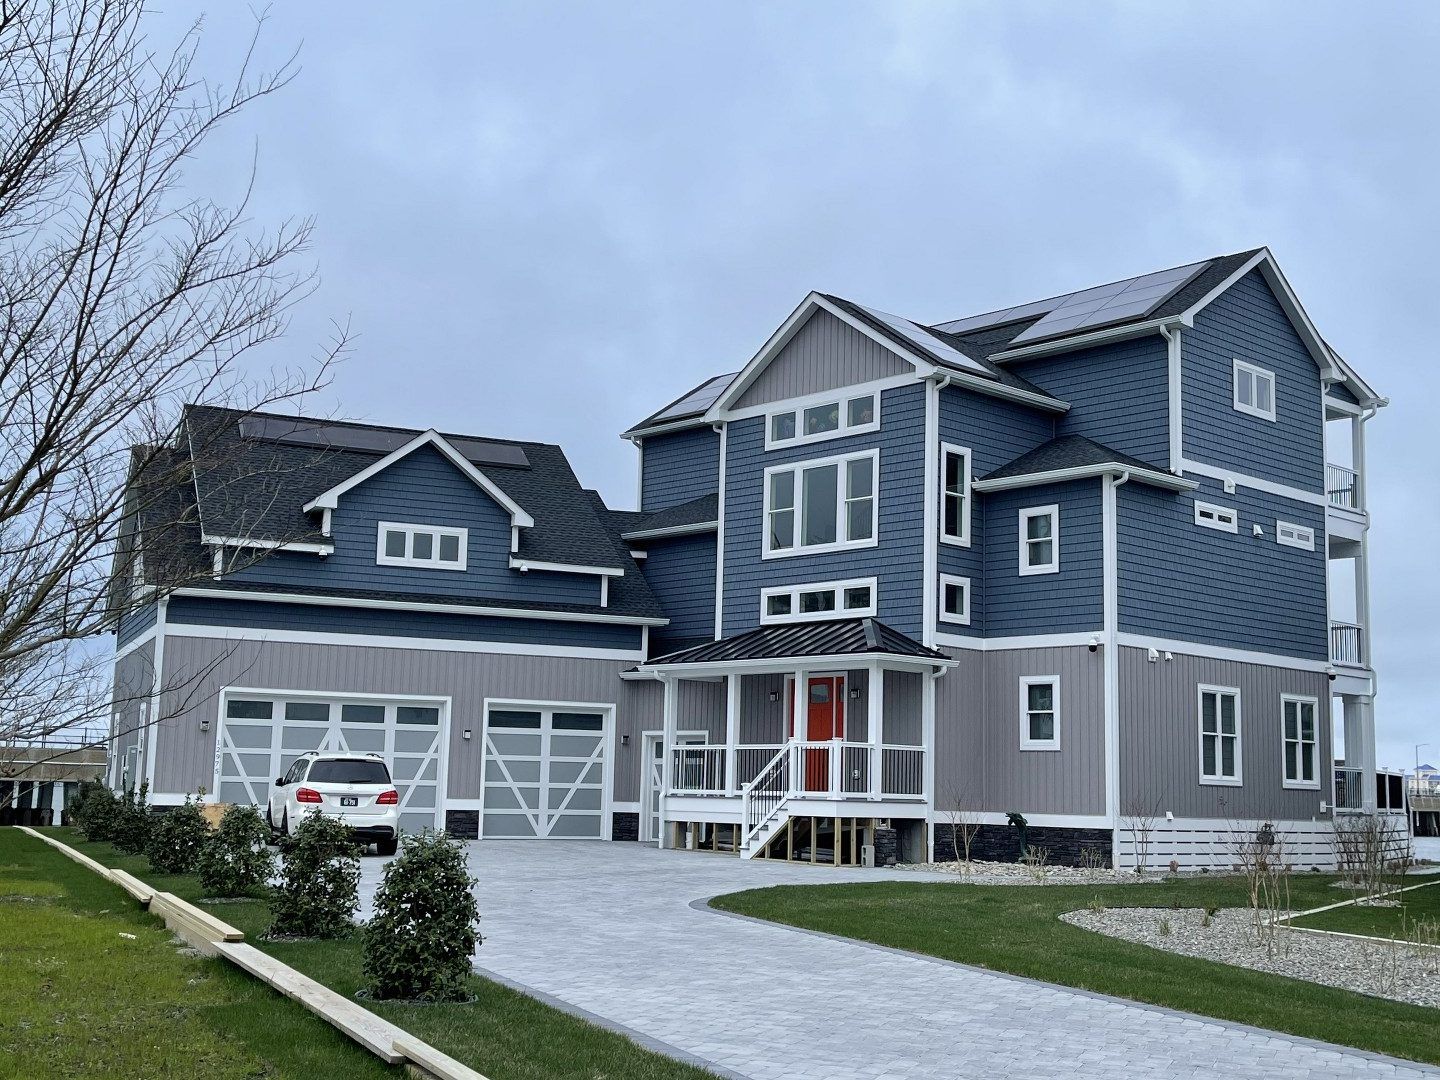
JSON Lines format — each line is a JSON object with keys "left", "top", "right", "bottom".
{"left": 157, "top": 3, "right": 1437, "bottom": 771}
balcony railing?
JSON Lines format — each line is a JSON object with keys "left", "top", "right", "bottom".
{"left": 1330, "top": 621, "right": 1364, "bottom": 667}
{"left": 671, "top": 745, "right": 726, "bottom": 795}
{"left": 672, "top": 740, "right": 926, "bottom": 801}
{"left": 1326, "top": 464, "right": 1359, "bottom": 511}
{"left": 1334, "top": 766, "right": 1364, "bottom": 811}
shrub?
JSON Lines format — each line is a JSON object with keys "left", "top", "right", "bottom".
{"left": 197, "top": 805, "right": 275, "bottom": 898}
{"left": 269, "top": 811, "right": 361, "bottom": 939}
{"left": 70, "top": 780, "right": 121, "bottom": 841}
{"left": 110, "top": 783, "right": 151, "bottom": 855}
{"left": 362, "top": 831, "right": 478, "bottom": 1002}
{"left": 145, "top": 798, "right": 210, "bottom": 875}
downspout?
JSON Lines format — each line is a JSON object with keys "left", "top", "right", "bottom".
{"left": 921, "top": 374, "right": 953, "bottom": 862}
{"left": 1160, "top": 324, "right": 1183, "bottom": 473}
{"left": 1103, "top": 470, "right": 1130, "bottom": 865}
{"left": 712, "top": 422, "right": 726, "bottom": 640}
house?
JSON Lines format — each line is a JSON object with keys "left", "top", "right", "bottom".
{"left": 110, "top": 247, "right": 1386, "bottom": 868}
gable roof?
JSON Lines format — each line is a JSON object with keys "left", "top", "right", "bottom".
{"left": 623, "top": 373, "right": 737, "bottom": 438}
{"left": 642, "top": 617, "right": 951, "bottom": 668}
{"left": 973, "top": 434, "right": 1197, "bottom": 493}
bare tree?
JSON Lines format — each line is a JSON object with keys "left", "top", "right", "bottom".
{"left": 1227, "top": 820, "right": 1292, "bottom": 957}
{"left": 0, "top": 1, "right": 344, "bottom": 766}
{"left": 943, "top": 789, "right": 983, "bottom": 873}
{"left": 1120, "top": 797, "right": 1162, "bottom": 875}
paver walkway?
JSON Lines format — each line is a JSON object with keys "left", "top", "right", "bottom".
{"left": 358, "top": 842, "right": 1437, "bottom": 1079}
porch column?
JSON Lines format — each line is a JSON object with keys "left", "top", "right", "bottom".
{"left": 1344, "top": 694, "right": 1378, "bottom": 814}
{"left": 867, "top": 662, "right": 883, "bottom": 800}
{"left": 923, "top": 667, "right": 939, "bottom": 862}
{"left": 659, "top": 675, "right": 678, "bottom": 849}
{"left": 791, "top": 667, "right": 808, "bottom": 797}
{"left": 724, "top": 674, "right": 740, "bottom": 795}
{"left": 51, "top": 781, "right": 65, "bottom": 820}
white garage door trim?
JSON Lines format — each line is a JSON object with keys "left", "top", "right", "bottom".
{"left": 212, "top": 686, "right": 451, "bottom": 834}
{"left": 480, "top": 698, "right": 614, "bottom": 840}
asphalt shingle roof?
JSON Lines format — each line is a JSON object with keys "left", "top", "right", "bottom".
{"left": 981, "top": 434, "right": 1168, "bottom": 482}
{"left": 644, "top": 617, "right": 948, "bottom": 666}
{"left": 609, "top": 493, "right": 718, "bottom": 539}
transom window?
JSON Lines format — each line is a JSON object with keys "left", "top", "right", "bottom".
{"left": 1194, "top": 501, "right": 1238, "bottom": 533}
{"left": 939, "top": 573, "right": 970, "bottom": 626}
{"left": 764, "top": 450, "right": 878, "bottom": 557}
{"left": 761, "top": 577, "right": 877, "bottom": 624}
{"left": 1017, "top": 505, "right": 1059, "bottom": 576}
{"left": 1199, "top": 685, "right": 1241, "bottom": 784}
{"left": 1276, "top": 520, "right": 1315, "bottom": 551}
{"left": 1020, "top": 675, "right": 1059, "bottom": 749}
{"left": 940, "top": 443, "right": 972, "bottom": 546}
{"left": 766, "top": 392, "right": 879, "bottom": 448}
{"left": 1282, "top": 695, "right": 1319, "bottom": 788}
{"left": 1233, "top": 359, "right": 1277, "bottom": 421}
{"left": 377, "top": 521, "right": 467, "bottom": 570}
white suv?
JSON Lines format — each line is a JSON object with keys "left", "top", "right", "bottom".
{"left": 267, "top": 752, "right": 400, "bottom": 855}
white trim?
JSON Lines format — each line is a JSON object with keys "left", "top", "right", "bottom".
{"left": 1102, "top": 473, "right": 1121, "bottom": 840}
{"left": 760, "top": 576, "right": 878, "bottom": 625}
{"left": 1019, "top": 674, "right": 1060, "bottom": 750}
{"left": 763, "top": 389, "right": 880, "bottom": 450}
{"left": 1176, "top": 459, "right": 1325, "bottom": 506}
{"left": 1193, "top": 500, "right": 1238, "bottom": 533}
{"left": 1116, "top": 633, "right": 1332, "bottom": 672}
{"left": 114, "top": 624, "right": 160, "bottom": 661}
{"left": 302, "top": 429, "right": 535, "bottom": 528}
{"left": 974, "top": 465, "right": 1196, "bottom": 494}
{"left": 1232, "top": 358, "right": 1278, "bottom": 422}
{"left": 377, "top": 521, "right": 468, "bottom": 571}
{"left": 990, "top": 317, "right": 1179, "bottom": 362}
{"left": 171, "top": 586, "right": 667, "bottom": 626}
{"left": 1197, "top": 683, "right": 1242, "bottom": 786}
{"left": 723, "top": 374, "right": 916, "bottom": 424}
{"left": 202, "top": 534, "right": 334, "bottom": 556}
{"left": 620, "top": 521, "right": 717, "bottom": 541}
{"left": 938, "top": 442, "right": 972, "bottom": 547}
{"left": 142, "top": 598, "right": 167, "bottom": 790}
{"left": 162, "top": 623, "right": 646, "bottom": 661}
{"left": 1323, "top": 395, "right": 1364, "bottom": 417}
{"left": 762, "top": 448, "right": 879, "bottom": 560}
{"left": 507, "top": 557, "right": 625, "bottom": 577}
{"left": 1280, "top": 693, "right": 1321, "bottom": 790}
{"left": 1017, "top": 504, "right": 1060, "bottom": 576}
{"left": 921, "top": 377, "right": 941, "bottom": 648}
{"left": 1276, "top": 520, "right": 1316, "bottom": 551}
{"left": 937, "top": 574, "right": 971, "bottom": 626}
{"left": 1164, "top": 324, "right": 1182, "bottom": 470}
{"left": 934, "top": 631, "right": 1098, "bottom": 652}
{"left": 642, "top": 651, "right": 957, "bottom": 677}
{"left": 713, "top": 423, "right": 727, "bottom": 638}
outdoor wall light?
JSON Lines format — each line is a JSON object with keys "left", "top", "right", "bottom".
{"left": 848, "top": 687, "right": 860, "bottom": 700}
{"left": 462, "top": 728, "right": 472, "bottom": 740}
{"left": 199, "top": 718, "right": 210, "bottom": 733}
{"left": 620, "top": 734, "right": 629, "bottom": 746}
{"left": 1088, "top": 635, "right": 1101, "bottom": 652}
{"left": 768, "top": 690, "right": 780, "bottom": 702}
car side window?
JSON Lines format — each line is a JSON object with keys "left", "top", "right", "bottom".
{"left": 284, "top": 759, "right": 308, "bottom": 785}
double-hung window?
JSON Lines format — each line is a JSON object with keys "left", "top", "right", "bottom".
{"left": 764, "top": 450, "right": 878, "bottom": 557}
{"left": 1281, "top": 695, "right": 1319, "bottom": 788}
{"left": 761, "top": 577, "right": 877, "bottom": 624}
{"left": 1019, "top": 675, "right": 1059, "bottom": 749}
{"left": 1018, "top": 505, "right": 1059, "bottom": 575}
{"left": 377, "top": 521, "right": 468, "bottom": 570}
{"left": 1233, "top": 359, "right": 1277, "bottom": 421}
{"left": 1199, "top": 685, "right": 1242, "bottom": 784}
{"left": 767, "top": 392, "right": 880, "bottom": 449}
{"left": 938, "top": 574, "right": 970, "bottom": 626}
{"left": 940, "top": 443, "right": 971, "bottom": 546}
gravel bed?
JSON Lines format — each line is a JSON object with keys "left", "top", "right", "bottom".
{"left": 1062, "top": 906, "right": 1440, "bottom": 1009}
{"left": 895, "top": 859, "right": 1153, "bottom": 886}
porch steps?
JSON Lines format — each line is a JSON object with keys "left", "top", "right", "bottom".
{"left": 740, "top": 806, "right": 789, "bottom": 860}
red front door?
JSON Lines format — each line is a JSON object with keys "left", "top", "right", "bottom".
{"left": 789, "top": 676, "right": 844, "bottom": 791}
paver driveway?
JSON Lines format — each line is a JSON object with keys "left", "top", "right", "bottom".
{"left": 357, "top": 841, "right": 1436, "bottom": 1080}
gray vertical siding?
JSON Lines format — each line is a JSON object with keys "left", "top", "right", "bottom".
{"left": 734, "top": 309, "right": 911, "bottom": 408}
{"left": 111, "top": 643, "right": 155, "bottom": 786}
{"left": 1118, "top": 645, "right": 1332, "bottom": 821}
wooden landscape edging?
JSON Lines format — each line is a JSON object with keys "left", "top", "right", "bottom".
{"left": 14, "top": 826, "right": 488, "bottom": 1080}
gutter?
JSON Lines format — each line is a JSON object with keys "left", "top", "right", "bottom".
{"left": 620, "top": 521, "right": 719, "bottom": 542}
{"left": 990, "top": 316, "right": 1188, "bottom": 363}
{"left": 973, "top": 464, "right": 1197, "bottom": 494}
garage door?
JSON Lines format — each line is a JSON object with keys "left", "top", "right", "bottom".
{"left": 215, "top": 691, "right": 446, "bottom": 835}
{"left": 482, "top": 704, "right": 608, "bottom": 838}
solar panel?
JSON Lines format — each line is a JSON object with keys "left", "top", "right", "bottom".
{"left": 647, "top": 372, "right": 737, "bottom": 423}
{"left": 851, "top": 303, "right": 993, "bottom": 376}
{"left": 1005, "top": 260, "right": 1206, "bottom": 346}
{"left": 934, "top": 298, "right": 1059, "bottom": 335}
{"left": 238, "top": 416, "right": 529, "bottom": 467}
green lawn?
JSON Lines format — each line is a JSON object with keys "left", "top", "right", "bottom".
{"left": 1291, "top": 879, "right": 1440, "bottom": 939}
{"left": 0, "top": 828, "right": 398, "bottom": 1080}
{"left": 48, "top": 828, "right": 714, "bottom": 1080}
{"left": 711, "top": 873, "right": 1440, "bottom": 1067}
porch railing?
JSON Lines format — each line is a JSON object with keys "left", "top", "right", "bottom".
{"left": 1326, "top": 463, "right": 1359, "bottom": 511}
{"left": 736, "top": 744, "right": 784, "bottom": 788}
{"left": 670, "top": 745, "right": 726, "bottom": 795}
{"left": 1330, "top": 622, "right": 1364, "bottom": 667}
{"left": 742, "top": 745, "right": 790, "bottom": 850}
{"left": 1334, "top": 766, "right": 1364, "bottom": 811}
{"left": 881, "top": 746, "right": 925, "bottom": 797}
{"left": 673, "top": 739, "right": 925, "bottom": 801}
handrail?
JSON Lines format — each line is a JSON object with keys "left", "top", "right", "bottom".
{"left": 740, "top": 744, "right": 790, "bottom": 852}
{"left": 1326, "top": 463, "right": 1359, "bottom": 510}
{"left": 1330, "top": 621, "right": 1364, "bottom": 666}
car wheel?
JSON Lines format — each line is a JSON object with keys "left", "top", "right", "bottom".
{"left": 376, "top": 836, "right": 398, "bottom": 857}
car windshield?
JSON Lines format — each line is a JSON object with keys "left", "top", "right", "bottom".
{"left": 306, "top": 759, "right": 390, "bottom": 785}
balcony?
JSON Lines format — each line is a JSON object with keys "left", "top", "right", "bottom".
{"left": 1329, "top": 621, "right": 1365, "bottom": 667}
{"left": 1326, "top": 464, "right": 1359, "bottom": 511}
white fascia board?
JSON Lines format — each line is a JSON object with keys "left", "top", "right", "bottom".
{"left": 620, "top": 521, "right": 719, "bottom": 542}
{"left": 640, "top": 651, "right": 958, "bottom": 677}
{"left": 989, "top": 317, "right": 1182, "bottom": 362}
{"left": 618, "top": 668, "right": 660, "bottom": 681}
{"left": 301, "top": 429, "right": 536, "bottom": 528}
{"left": 620, "top": 416, "right": 716, "bottom": 440}
{"left": 707, "top": 294, "right": 837, "bottom": 416}
{"left": 973, "top": 465, "right": 1197, "bottom": 494}
{"left": 201, "top": 533, "right": 334, "bottom": 555}
{"left": 935, "top": 631, "right": 1098, "bottom": 652}
{"left": 928, "top": 368, "right": 1069, "bottom": 414}
{"left": 171, "top": 586, "right": 668, "bottom": 626}
{"left": 508, "top": 558, "right": 625, "bottom": 577}
{"left": 163, "top": 623, "right": 646, "bottom": 661}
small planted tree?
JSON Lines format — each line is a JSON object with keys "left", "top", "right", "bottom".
{"left": 197, "top": 805, "right": 275, "bottom": 898}
{"left": 363, "top": 831, "right": 479, "bottom": 1002}
{"left": 70, "top": 781, "right": 122, "bottom": 841}
{"left": 145, "top": 798, "right": 210, "bottom": 875}
{"left": 269, "top": 812, "right": 361, "bottom": 939}
{"left": 110, "top": 783, "right": 152, "bottom": 855}
{"left": 944, "top": 789, "right": 982, "bottom": 873}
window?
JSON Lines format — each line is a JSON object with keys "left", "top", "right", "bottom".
{"left": 766, "top": 392, "right": 879, "bottom": 449}
{"left": 1020, "top": 676, "right": 1060, "bottom": 749}
{"left": 308, "top": 758, "right": 391, "bottom": 784}
{"left": 1199, "top": 685, "right": 1242, "bottom": 784}
{"left": 764, "top": 450, "right": 878, "bottom": 557}
{"left": 1276, "top": 520, "right": 1315, "bottom": 551}
{"left": 1194, "top": 501, "right": 1238, "bottom": 533}
{"left": 760, "top": 577, "right": 877, "bottom": 624}
{"left": 1233, "top": 359, "right": 1276, "bottom": 421}
{"left": 939, "top": 574, "right": 970, "bottom": 626}
{"left": 940, "top": 443, "right": 971, "bottom": 546}
{"left": 1281, "top": 695, "right": 1319, "bottom": 789}
{"left": 1017, "top": 505, "right": 1059, "bottom": 575}
{"left": 377, "top": 522, "right": 467, "bottom": 570}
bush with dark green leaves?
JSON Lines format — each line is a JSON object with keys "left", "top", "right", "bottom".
{"left": 362, "top": 831, "right": 479, "bottom": 1002}
{"left": 269, "top": 811, "right": 361, "bottom": 939}
{"left": 109, "top": 783, "right": 151, "bottom": 855}
{"left": 196, "top": 804, "right": 275, "bottom": 898}
{"left": 145, "top": 797, "right": 210, "bottom": 875}
{"left": 70, "top": 780, "right": 122, "bottom": 841}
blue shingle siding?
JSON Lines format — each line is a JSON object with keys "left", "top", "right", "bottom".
{"left": 167, "top": 596, "right": 645, "bottom": 651}
{"left": 721, "top": 382, "right": 926, "bottom": 638}
{"left": 1182, "top": 270, "right": 1325, "bottom": 491}
{"left": 117, "top": 601, "right": 158, "bottom": 647}
{"left": 1117, "top": 477, "right": 1328, "bottom": 660}
{"left": 1011, "top": 336, "right": 1170, "bottom": 466}
{"left": 641, "top": 428, "right": 720, "bottom": 511}
{"left": 226, "top": 444, "right": 601, "bottom": 606}
{"left": 981, "top": 479, "right": 1104, "bottom": 637}
{"left": 938, "top": 384, "right": 1054, "bottom": 476}
{"left": 638, "top": 533, "right": 717, "bottom": 651}
{"left": 1326, "top": 382, "right": 1359, "bottom": 406}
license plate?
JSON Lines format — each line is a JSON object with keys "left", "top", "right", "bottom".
{"left": 340, "top": 796, "right": 358, "bottom": 807}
